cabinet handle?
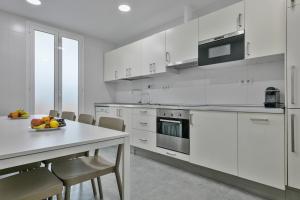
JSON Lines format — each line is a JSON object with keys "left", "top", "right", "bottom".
{"left": 166, "top": 152, "right": 177, "bottom": 156}
{"left": 152, "top": 63, "right": 156, "bottom": 73}
{"left": 291, "top": 0, "right": 296, "bottom": 7}
{"left": 189, "top": 114, "right": 193, "bottom": 126}
{"left": 237, "top": 13, "right": 243, "bottom": 29}
{"left": 246, "top": 42, "right": 251, "bottom": 56}
{"left": 139, "top": 139, "right": 148, "bottom": 142}
{"left": 139, "top": 122, "right": 148, "bottom": 126}
{"left": 114, "top": 70, "right": 118, "bottom": 80}
{"left": 166, "top": 52, "right": 170, "bottom": 63}
{"left": 250, "top": 118, "right": 269, "bottom": 122}
{"left": 291, "top": 66, "right": 296, "bottom": 105}
{"left": 291, "top": 114, "right": 296, "bottom": 153}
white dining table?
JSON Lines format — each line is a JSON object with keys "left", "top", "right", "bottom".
{"left": 0, "top": 115, "right": 130, "bottom": 200}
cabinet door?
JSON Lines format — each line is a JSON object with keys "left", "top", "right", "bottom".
{"left": 287, "top": 5, "right": 300, "bottom": 108}
{"left": 288, "top": 109, "right": 300, "bottom": 189}
{"left": 198, "top": 2, "right": 244, "bottom": 42}
{"left": 244, "top": 0, "right": 285, "bottom": 59}
{"left": 166, "top": 18, "right": 198, "bottom": 66}
{"left": 116, "top": 108, "right": 132, "bottom": 133}
{"left": 95, "top": 107, "right": 116, "bottom": 123}
{"left": 190, "top": 111, "right": 238, "bottom": 175}
{"left": 122, "top": 41, "right": 142, "bottom": 78}
{"left": 104, "top": 51, "right": 117, "bottom": 82}
{"left": 142, "top": 32, "right": 166, "bottom": 75}
{"left": 238, "top": 113, "right": 285, "bottom": 189}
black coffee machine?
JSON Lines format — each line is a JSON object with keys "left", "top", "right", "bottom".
{"left": 264, "top": 87, "right": 281, "bottom": 108}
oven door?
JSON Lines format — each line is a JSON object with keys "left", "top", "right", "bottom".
{"left": 157, "top": 118, "right": 190, "bottom": 154}
{"left": 198, "top": 32, "right": 245, "bottom": 66}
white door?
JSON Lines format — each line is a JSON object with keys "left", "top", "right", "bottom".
{"left": 287, "top": 4, "right": 300, "bottom": 108}
{"left": 238, "top": 113, "right": 285, "bottom": 189}
{"left": 29, "top": 24, "right": 83, "bottom": 115}
{"left": 198, "top": 2, "right": 244, "bottom": 41}
{"left": 244, "top": 0, "right": 285, "bottom": 59}
{"left": 142, "top": 31, "right": 166, "bottom": 75}
{"left": 190, "top": 111, "right": 238, "bottom": 175}
{"left": 166, "top": 18, "right": 198, "bottom": 66}
{"left": 288, "top": 109, "right": 300, "bottom": 189}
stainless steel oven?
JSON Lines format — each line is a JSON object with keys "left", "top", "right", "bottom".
{"left": 156, "top": 109, "right": 190, "bottom": 155}
{"left": 198, "top": 30, "right": 245, "bottom": 66}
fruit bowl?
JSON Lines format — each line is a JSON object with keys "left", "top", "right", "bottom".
{"left": 8, "top": 109, "right": 30, "bottom": 119}
{"left": 31, "top": 116, "right": 66, "bottom": 131}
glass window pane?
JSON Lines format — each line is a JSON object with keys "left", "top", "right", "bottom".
{"left": 34, "top": 31, "right": 55, "bottom": 114}
{"left": 61, "top": 37, "right": 79, "bottom": 115}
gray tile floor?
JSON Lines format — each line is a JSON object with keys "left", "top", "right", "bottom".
{"left": 65, "top": 147, "right": 267, "bottom": 200}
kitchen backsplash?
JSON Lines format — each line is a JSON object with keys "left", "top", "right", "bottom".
{"left": 112, "top": 57, "right": 285, "bottom": 106}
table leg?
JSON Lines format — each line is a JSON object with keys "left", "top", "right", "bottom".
{"left": 122, "top": 137, "right": 130, "bottom": 200}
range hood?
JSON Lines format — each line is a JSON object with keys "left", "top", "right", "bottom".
{"left": 166, "top": 58, "right": 198, "bottom": 69}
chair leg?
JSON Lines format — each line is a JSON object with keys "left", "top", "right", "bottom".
{"left": 115, "top": 170, "right": 123, "bottom": 200}
{"left": 56, "top": 193, "right": 63, "bottom": 200}
{"left": 91, "top": 179, "right": 97, "bottom": 196}
{"left": 97, "top": 177, "right": 104, "bottom": 200}
{"left": 65, "top": 186, "right": 71, "bottom": 200}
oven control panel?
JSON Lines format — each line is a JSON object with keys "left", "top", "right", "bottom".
{"left": 157, "top": 109, "right": 190, "bottom": 119}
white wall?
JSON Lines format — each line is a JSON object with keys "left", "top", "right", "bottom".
{"left": 113, "top": 57, "right": 285, "bottom": 106}
{"left": 0, "top": 10, "right": 114, "bottom": 115}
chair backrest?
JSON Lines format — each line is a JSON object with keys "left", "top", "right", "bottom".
{"left": 0, "top": 162, "right": 41, "bottom": 176}
{"left": 78, "top": 114, "right": 95, "bottom": 125}
{"left": 61, "top": 111, "right": 76, "bottom": 121}
{"left": 49, "top": 110, "right": 59, "bottom": 117}
{"left": 98, "top": 117, "right": 125, "bottom": 132}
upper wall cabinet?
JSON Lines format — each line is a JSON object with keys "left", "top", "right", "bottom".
{"left": 104, "top": 49, "right": 123, "bottom": 81}
{"left": 141, "top": 31, "right": 166, "bottom": 75}
{"left": 166, "top": 18, "right": 198, "bottom": 66}
{"left": 244, "top": 0, "right": 286, "bottom": 59}
{"left": 198, "top": 2, "right": 244, "bottom": 42}
{"left": 122, "top": 41, "right": 143, "bottom": 79}
{"left": 287, "top": 3, "right": 300, "bottom": 108}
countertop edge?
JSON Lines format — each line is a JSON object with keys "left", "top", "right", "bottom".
{"left": 94, "top": 103, "right": 285, "bottom": 114}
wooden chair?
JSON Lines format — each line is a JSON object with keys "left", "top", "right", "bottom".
{"left": 61, "top": 111, "right": 76, "bottom": 121}
{"left": 49, "top": 110, "right": 60, "bottom": 117}
{"left": 0, "top": 162, "right": 41, "bottom": 176}
{"left": 0, "top": 168, "right": 63, "bottom": 200}
{"left": 52, "top": 117, "right": 125, "bottom": 200}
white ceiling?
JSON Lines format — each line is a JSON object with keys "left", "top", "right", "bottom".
{"left": 0, "top": 0, "right": 240, "bottom": 45}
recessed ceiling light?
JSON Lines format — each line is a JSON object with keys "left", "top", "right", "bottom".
{"left": 26, "top": 0, "right": 42, "bottom": 6}
{"left": 118, "top": 4, "right": 131, "bottom": 12}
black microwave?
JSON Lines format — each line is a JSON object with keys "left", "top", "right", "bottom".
{"left": 198, "top": 30, "right": 245, "bottom": 66}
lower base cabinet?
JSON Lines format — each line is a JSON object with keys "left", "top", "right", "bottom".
{"left": 131, "top": 129, "right": 156, "bottom": 152}
{"left": 288, "top": 109, "right": 300, "bottom": 190}
{"left": 190, "top": 111, "right": 238, "bottom": 175}
{"left": 238, "top": 113, "right": 285, "bottom": 189}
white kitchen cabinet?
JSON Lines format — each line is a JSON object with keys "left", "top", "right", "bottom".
{"left": 142, "top": 31, "right": 166, "bottom": 75}
{"left": 244, "top": 0, "right": 285, "bottom": 59}
{"left": 238, "top": 113, "right": 285, "bottom": 189}
{"left": 156, "top": 147, "right": 190, "bottom": 162}
{"left": 288, "top": 109, "right": 300, "bottom": 189}
{"left": 198, "top": 2, "right": 244, "bottom": 42}
{"left": 132, "top": 129, "right": 156, "bottom": 152}
{"left": 190, "top": 111, "right": 238, "bottom": 175}
{"left": 122, "top": 41, "right": 143, "bottom": 79}
{"left": 166, "top": 18, "right": 198, "bottom": 66}
{"left": 104, "top": 50, "right": 117, "bottom": 81}
{"left": 287, "top": 4, "right": 300, "bottom": 108}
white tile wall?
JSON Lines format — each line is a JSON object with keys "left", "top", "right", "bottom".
{"left": 113, "top": 59, "right": 285, "bottom": 106}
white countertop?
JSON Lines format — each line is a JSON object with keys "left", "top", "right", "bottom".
{"left": 0, "top": 115, "right": 129, "bottom": 160}
{"left": 94, "top": 103, "right": 285, "bottom": 114}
